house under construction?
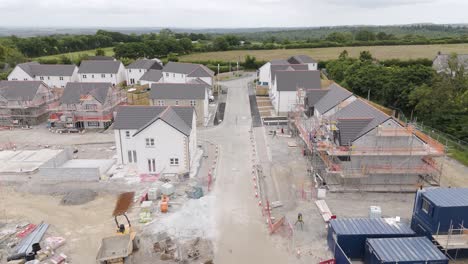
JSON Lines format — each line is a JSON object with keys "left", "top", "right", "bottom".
{"left": 0, "top": 81, "right": 58, "bottom": 127}
{"left": 292, "top": 82, "right": 445, "bottom": 191}
{"left": 48, "top": 82, "right": 126, "bottom": 129}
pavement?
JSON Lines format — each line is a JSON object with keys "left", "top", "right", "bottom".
{"left": 199, "top": 74, "right": 289, "bottom": 263}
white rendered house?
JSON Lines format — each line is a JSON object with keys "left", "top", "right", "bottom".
{"left": 113, "top": 106, "right": 197, "bottom": 175}
{"left": 8, "top": 62, "right": 78, "bottom": 88}
{"left": 78, "top": 60, "right": 127, "bottom": 86}
{"left": 126, "top": 58, "right": 163, "bottom": 85}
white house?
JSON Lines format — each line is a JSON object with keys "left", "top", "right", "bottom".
{"left": 78, "top": 60, "right": 127, "bottom": 86}
{"left": 139, "top": 70, "right": 163, "bottom": 86}
{"left": 8, "top": 62, "right": 79, "bottom": 88}
{"left": 113, "top": 106, "right": 197, "bottom": 175}
{"left": 271, "top": 70, "right": 321, "bottom": 115}
{"left": 287, "top": 55, "right": 318, "bottom": 71}
{"left": 162, "top": 62, "right": 214, "bottom": 86}
{"left": 126, "top": 58, "right": 163, "bottom": 85}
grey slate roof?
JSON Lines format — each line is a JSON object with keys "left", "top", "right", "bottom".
{"left": 334, "top": 99, "right": 390, "bottom": 145}
{"left": 366, "top": 237, "right": 448, "bottom": 263}
{"left": 163, "top": 62, "right": 214, "bottom": 76}
{"left": 314, "top": 83, "right": 353, "bottom": 114}
{"left": 433, "top": 54, "right": 468, "bottom": 72}
{"left": 270, "top": 59, "right": 289, "bottom": 65}
{"left": 78, "top": 60, "right": 122, "bottom": 74}
{"left": 270, "top": 64, "right": 308, "bottom": 82}
{"left": 127, "top": 59, "right": 162, "bottom": 70}
{"left": 150, "top": 83, "right": 206, "bottom": 100}
{"left": 423, "top": 188, "right": 468, "bottom": 207}
{"left": 275, "top": 70, "right": 321, "bottom": 91}
{"left": 113, "top": 106, "right": 194, "bottom": 136}
{"left": 288, "top": 55, "right": 317, "bottom": 64}
{"left": 330, "top": 218, "right": 415, "bottom": 235}
{"left": 17, "top": 62, "right": 77, "bottom": 77}
{"left": 0, "top": 81, "right": 44, "bottom": 100}
{"left": 305, "top": 89, "right": 329, "bottom": 108}
{"left": 140, "top": 70, "right": 163, "bottom": 82}
{"left": 61, "top": 82, "right": 112, "bottom": 104}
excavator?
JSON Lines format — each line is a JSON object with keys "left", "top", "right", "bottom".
{"left": 96, "top": 192, "right": 141, "bottom": 264}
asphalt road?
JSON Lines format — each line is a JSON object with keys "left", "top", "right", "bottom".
{"left": 200, "top": 74, "right": 288, "bottom": 263}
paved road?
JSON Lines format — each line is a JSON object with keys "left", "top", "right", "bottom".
{"left": 200, "top": 75, "right": 288, "bottom": 263}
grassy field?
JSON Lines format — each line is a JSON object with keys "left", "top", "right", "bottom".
{"left": 180, "top": 43, "right": 468, "bottom": 62}
{"left": 34, "top": 47, "right": 115, "bottom": 61}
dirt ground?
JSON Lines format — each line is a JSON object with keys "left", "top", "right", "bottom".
{"left": 257, "top": 125, "right": 468, "bottom": 263}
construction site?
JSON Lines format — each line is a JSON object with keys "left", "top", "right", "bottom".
{"left": 292, "top": 85, "right": 446, "bottom": 192}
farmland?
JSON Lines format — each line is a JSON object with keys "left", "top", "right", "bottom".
{"left": 179, "top": 43, "right": 468, "bottom": 62}
{"left": 34, "top": 47, "right": 115, "bottom": 61}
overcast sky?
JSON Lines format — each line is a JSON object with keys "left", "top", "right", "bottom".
{"left": 1, "top": 0, "right": 468, "bottom": 28}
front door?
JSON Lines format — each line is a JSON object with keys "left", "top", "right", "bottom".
{"left": 147, "top": 158, "right": 156, "bottom": 173}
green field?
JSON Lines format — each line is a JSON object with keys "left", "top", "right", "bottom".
{"left": 34, "top": 47, "right": 115, "bottom": 61}
{"left": 180, "top": 43, "right": 468, "bottom": 62}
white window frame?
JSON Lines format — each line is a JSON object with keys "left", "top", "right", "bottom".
{"left": 190, "top": 100, "right": 196, "bottom": 106}
{"left": 170, "top": 158, "right": 179, "bottom": 166}
{"left": 145, "top": 138, "right": 155, "bottom": 147}
{"left": 83, "top": 75, "right": 87, "bottom": 79}
{"left": 148, "top": 158, "right": 156, "bottom": 172}
{"left": 125, "top": 131, "right": 130, "bottom": 138}
{"left": 158, "top": 100, "right": 165, "bottom": 106}
{"left": 59, "top": 76, "right": 64, "bottom": 80}
{"left": 101, "top": 74, "right": 106, "bottom": 78}
{"left": 91, "top": 74, "right": 95, "bottom": 78}
{"left": 39, "top": 76, "right": 44, "bottom": 80}
{"left": 175, "top": 100, "right": 179, "bottom": 106}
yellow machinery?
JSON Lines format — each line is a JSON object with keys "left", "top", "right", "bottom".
{"left": 96, "top": 192, "right": 141, "bottom": 264}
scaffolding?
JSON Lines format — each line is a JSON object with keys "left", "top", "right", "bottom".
{"left": 291, "top": 88, "right": 446, "bottom": 190}
{"left": 433, "top": 221, "right": 468, "bottom": 261}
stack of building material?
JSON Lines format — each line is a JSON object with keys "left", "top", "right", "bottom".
{"left": 315, "top": 200, "right": 333, "bottom": 222}
{"left": 14, "top": 222, "right": 49, "bottom": 255}
{"left": 160, "top": 183, "right": 175, "bottom": 196}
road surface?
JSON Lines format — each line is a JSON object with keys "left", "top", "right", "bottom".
{"left": 200, "top": 75, "right": 288, "bottom": 263}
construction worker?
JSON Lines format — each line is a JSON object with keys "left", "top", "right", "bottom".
{"left": 272, "top": 130, "right": 277, "bottom": 138}
{"left": 295, "top": 212, "right": 304, "bottom": 230}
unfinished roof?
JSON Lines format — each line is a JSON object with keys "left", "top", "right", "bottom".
{"left": 78, "top": 60, "right": 122, "bottom": 74}
{"left": 314, "top": 83, "right": 353, "bottom": 114}
{"left": 163, "top": 62, "right": 214, "bottom": 76}
{"left": 140, "top": 70, "right": 163, "bottom": 82}
{"left": 334, "top": 99, "right": 390, "bottom": 145}
{"left": 423, "top": 188, "right": 468, "bottom": 207}
{"left": 270, "top": 64, "right": 308, "bottom": 82}
{"left": 17, "top": 62, "right": 77, "bottom": 77}
{"left": 433, "top": 54, "right": 468, "bottom": 72}
{"left": 275, "top": 70, "right": 321, "bottom": 91}
{"left": 288, "top": 55, "right": 317, "bottom": 64}
{"left": 127, "top": 59, "right": 162, "bottom": 70}
{"left": 113, "top": 106, "right": 194, "bottom": 136}
{"left": 0, "top": 81, "right": 44, "bottom": 100}
{"left": 305, "top": 89, "right": 329, "bottom": 108}
{"left": 150, "top": 83, "right": 206, "bottom": 100}
{"left": 61, "top": 82, "right": 112, "bottom": 104}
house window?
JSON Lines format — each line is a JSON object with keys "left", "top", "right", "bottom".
{"left": 127, "top": 150, "right": 137, "bottom": 163}
{"left": 85, "top": 104, "right": 97, "bottom": 110}
{"left": 101, "top": 74, "right": 106, "bottom": 78}
{"left": 139, "top": 69, "right": 142, "bottom": 73}
{"left": 47, "top": 76, "right": 50, "bottom": 80}
{"left": 166, "top": 73, "right": 169, "bottom": 77}
{"left": 23, "top": 78, "right": 27, "bottom": 80}
{"left": 130, "top": 78, "right": 135, "bottom": 84}
{"left": 148, "top": 158, "right": 156, "bottom": 172}
{"left": 158, "top": 100, "right": 165, "bottom": 106}
{"left": 190, "top": 100, "right": 196, "bottom": 106}
{"left": 170, "top": 158, "right": 179, "bottom": 166}
{"left": 83, "top": 75, "right": 87, "bottom": 79}
{"left": 87, "top": 121, "right": 100, "bottom": 127}
{"left": 173, "top": 73, "right": 175, "bottom": 77}
{"left": 59, "top": 76, "right": 64, "bottom": 80}
{"left": 129, "top": 69, "right": 132, "bottom": 73}
{"left": 91, "top": 74, "right": 95, "bottom": 78}
{"left": 145, "top": 138, "right": 155, "bottom": 147}
{"left": 39, "top": 76, "right": 44, "bottom": 80}
{"left": 175, "top": 100, "right": 179, "bottom": 106}
{"left": 110, "top": 74, "right": 113, "bottom": 77}
{"left": 125, "top": 131, "right": 130, "bottom": 138}
{"left": 421, "top": 199, "right": 432, "bottom": 215}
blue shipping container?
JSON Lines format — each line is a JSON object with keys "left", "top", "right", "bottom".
{"left": 328, "top": 218, "right": 415, "bottom": 260}
{"left": 411, "top": 188, "right": 468, "bottom": 236}
{"left": 365, "top": 237, "right": 449, "bottom": 264}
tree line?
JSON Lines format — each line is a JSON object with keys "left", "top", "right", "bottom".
{"left": 326, "top": 51, "right": 468, "bottom": 142}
